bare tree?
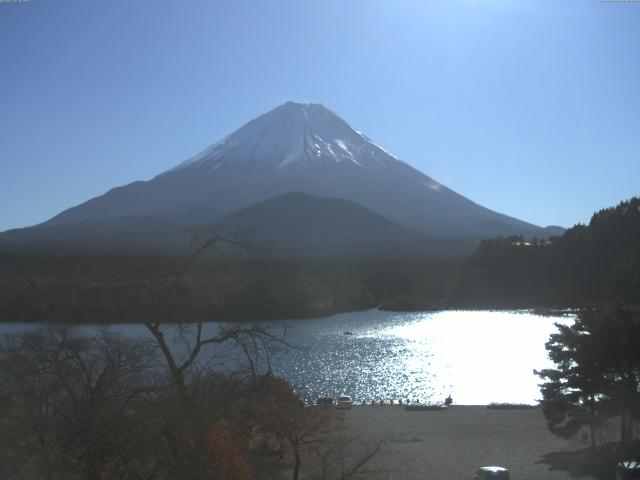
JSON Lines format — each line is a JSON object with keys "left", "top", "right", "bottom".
{"left": 0, "top": 327, "right": 159, "bottom": 480}
{"left": 188, "top": 225, "right": 263, "bottom": 261}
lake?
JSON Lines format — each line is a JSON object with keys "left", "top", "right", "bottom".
{"left": 0, "top": 309, "right": 573, "bottom": 405}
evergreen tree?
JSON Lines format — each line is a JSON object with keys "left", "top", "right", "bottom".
{"left": 536, "top": 303, "right": 640, "bottom": 447}
{"left": 452, "top": 197, "right": 640, "bottom": 308}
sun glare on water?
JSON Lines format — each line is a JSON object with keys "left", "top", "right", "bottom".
{"left": 382, "top": 310, "right": 573, "bottom": 404}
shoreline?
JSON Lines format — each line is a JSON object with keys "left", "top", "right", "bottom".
{"left": 0, "top": 306, "right": 579, "bottom": 326}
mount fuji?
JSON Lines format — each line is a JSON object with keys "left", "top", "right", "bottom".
{"left": 1, "top": 102, "right": 562, "bottom": 253}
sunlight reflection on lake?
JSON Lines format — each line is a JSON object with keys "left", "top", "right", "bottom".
{"left": 273, "top": 309, "right": 574, "bottom": 405}
{"left": 0, "top": 309, "right": 573, "bottom": 405}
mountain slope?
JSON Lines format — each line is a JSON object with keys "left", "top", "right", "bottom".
{"left": 40, "top": 102, "right": 557, "bottom": 240}
{"left": 215, "top": 192, "right": 418, "bottom": 253}
{"left": 0, "top": 216, "right": 191, "bottom": 253}
{"left": 0, "top": 193, "right": 430, "bottom": 255}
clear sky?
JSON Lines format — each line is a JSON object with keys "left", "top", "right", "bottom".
{"left": 1, "top": 0, "right": 639, "bottom": 231}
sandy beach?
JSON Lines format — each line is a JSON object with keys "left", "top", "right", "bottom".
{"left": 340, "top": 405, "right": 605, "bottom": 480}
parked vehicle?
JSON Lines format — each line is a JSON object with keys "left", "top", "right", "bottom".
{"left": 617, "top": 461, "right": 640, "bottom": 479}
{"left": 316, "top": 397, "right": 334, "bottom": 408}
{"left": 474, "top": 466, "right": 510, "bottom": 480}
{"left": 337, "top": 395, "right": 352, "bottom": 410}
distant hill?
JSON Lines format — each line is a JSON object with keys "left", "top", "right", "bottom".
{"left": 540, "top": 225, "right": 566, "bottom": 237}
{"left": 451, "top": 197, "right": 640, "bottom": 307}
{"left": 214, "top": 192, "right": 420, "bottom": 254}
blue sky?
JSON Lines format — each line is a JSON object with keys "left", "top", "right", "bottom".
{"left": 1, "top": 0, "right": 639, "bottom": 231}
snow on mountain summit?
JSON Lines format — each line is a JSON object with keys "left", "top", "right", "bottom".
{"left": 170, "top": 101, "right": 396, "bottom": 173}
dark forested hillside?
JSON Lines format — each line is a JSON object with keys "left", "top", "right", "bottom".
{"left": 451, "top": 197, "right": 640, "bottom": 308}
{"left": 0, "top": 252, "right": 454, "bottom": 323}
{"left": 3, "top": 198, "right": 637, "bottom": 322}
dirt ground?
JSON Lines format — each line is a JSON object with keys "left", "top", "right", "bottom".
{"left": 338, "top": 405, "right": 609, "bottom": 480}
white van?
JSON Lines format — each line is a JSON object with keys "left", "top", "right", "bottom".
{"left": 337, "top": 395, "right": 352, "bottom": 410}
{"left": 474, "top": 466, "right": 510, "bottom": 480}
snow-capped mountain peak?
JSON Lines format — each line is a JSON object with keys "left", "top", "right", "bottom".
{"left": 170, "top": 101, "right": 394, "bottom": 173}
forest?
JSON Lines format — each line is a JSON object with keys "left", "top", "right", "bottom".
{"left": 0, "top": 249, "right": 454, "bottom": 323}
{"left": 0, "top": 197, "right": 638, "bottom": 323}
{"left": 450, "top": 197, "right": 640, "bottom": 308}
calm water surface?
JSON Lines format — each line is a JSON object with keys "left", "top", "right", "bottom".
{"left": 0, "top": 309, "right": 573, "bottom": 405}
